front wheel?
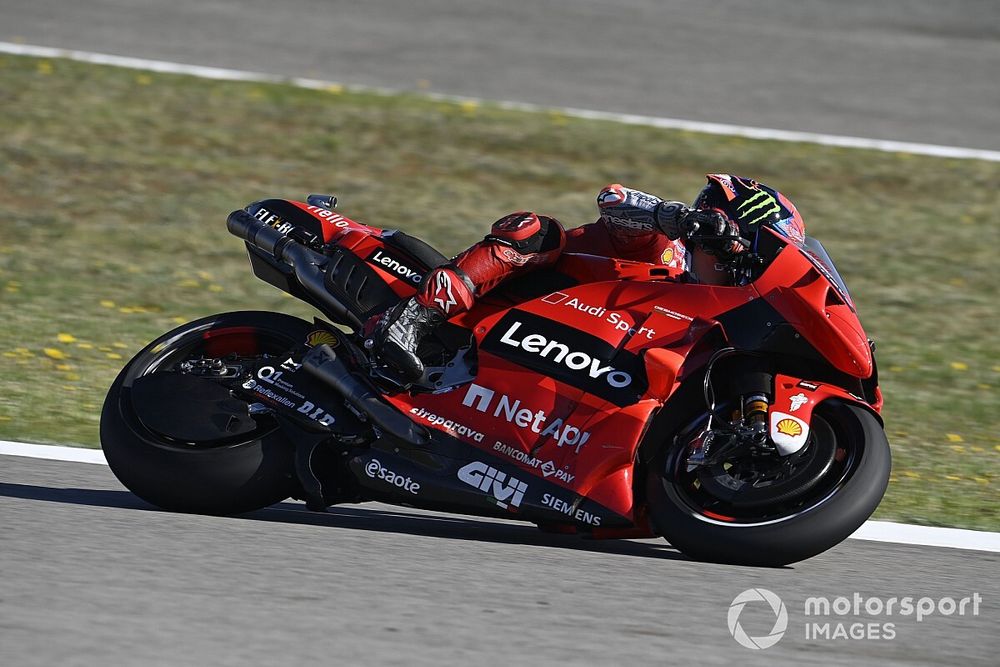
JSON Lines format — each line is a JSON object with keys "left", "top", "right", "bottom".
{"left": 647, "top": 401, "right": 890, "bottom": 566}
{"left": 101, "top": 311, "right": 315, "bottom": 514}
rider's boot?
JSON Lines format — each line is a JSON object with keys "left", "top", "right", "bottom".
{"left": 368, "top": 265, "right": 476, "bottom": 384}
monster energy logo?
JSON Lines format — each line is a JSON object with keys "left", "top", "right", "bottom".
{"left": 737, "top": 191, "right": 781, "bottom": 226}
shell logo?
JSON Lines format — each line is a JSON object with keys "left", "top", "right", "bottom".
{"left": 775, "top": 418, "right": 803, "bottom": 437}
{"left": 307, "top": 330, "right": 339, "bottom": 348}
{"left": 661, "top": 247, "right": 674, "bottom": 264}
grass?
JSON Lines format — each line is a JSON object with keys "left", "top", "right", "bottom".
{"left": 0, "top": 54, "right": 997, "bottom": 530}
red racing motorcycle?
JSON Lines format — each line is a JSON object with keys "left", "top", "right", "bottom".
{"left": 101, "top": 194, "right": 890, "bottom": 566}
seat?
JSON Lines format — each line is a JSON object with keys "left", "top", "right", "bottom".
{"left": 380, "top": 230, "right": 448, "bottom": 271}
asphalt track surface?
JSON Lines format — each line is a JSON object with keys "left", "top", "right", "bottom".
{"left": 2, "top": 0, "right": 999, "bottom": 151}
{"left": 2, "top": 2, "right": 999, "bottom": 665}
{"left": 2, "top": 455, "right": 998, "bottom": 665}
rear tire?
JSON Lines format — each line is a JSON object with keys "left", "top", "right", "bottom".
{"left": 647, "top": 401, "right": 890, "bottom": 566}
{"left": 101, "top": 311, "right": 314, "bottom": 514}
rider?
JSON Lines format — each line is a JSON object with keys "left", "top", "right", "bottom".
{"left": 369, "top": 174, "right": 804, "bottom": 383}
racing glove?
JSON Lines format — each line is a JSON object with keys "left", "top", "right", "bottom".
{"left": 598, "top": 184, "right": 687, "bottom": 237}
{"left": 684, "top": 209, "right": 745, "bottom": 259}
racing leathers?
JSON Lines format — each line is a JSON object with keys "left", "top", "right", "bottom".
{"left": 368, "top": 184, "right": 738, "bottom": 383}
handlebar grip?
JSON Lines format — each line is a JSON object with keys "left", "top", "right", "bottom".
{"left": 226, "top": 209, "right": 291, "bottom": 259}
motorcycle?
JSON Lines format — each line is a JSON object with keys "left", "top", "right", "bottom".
{"left": 101, "top": 193, "right": 890, "bottom": 566}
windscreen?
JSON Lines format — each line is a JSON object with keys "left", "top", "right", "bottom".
{"left": 797, "top": 236, "right": 855, "bottom": 310}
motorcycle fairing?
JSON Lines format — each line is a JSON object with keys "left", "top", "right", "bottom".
{"left": 386, "top": 278, "right": 758, "bottom": 519}
{"left": 752, "top": 229, "right": 873, "bottom": 379}
{"left": 348, "top": 435, "right": 634, "bottom": 529}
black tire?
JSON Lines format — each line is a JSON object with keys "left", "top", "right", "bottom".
{"left": 101, "top": 311, "right": 314, "bottom": 514}
{"left": 647, "top": 401, "right": 891, "bottom": 566}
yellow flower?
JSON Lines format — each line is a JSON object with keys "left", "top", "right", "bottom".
{"left": 325, "top": 84, "right": 344, "bottom": 94}
{"left": 43, "top": 348, "right": 67, "bottom": 360}
{"left": 950, "top": 362, "right": 968, "bottom": 371}
{"left": 459, "top": 100, "right": 479, "bottom": 114}
{"left": 902, "top": 470, "right": 921, "bottom": 478}
{"left": 77, "top": 342, "right": 94, "bottom": 349}
{"left": 171, "top": 317, "right": 187, "bottom": 324}
{"left": 100, "top": 300, "right": 116, "bottom": 308}
{"left": 56, "top": 364, "right": 72, "bottom": 371}
{"left": 106, "top": 353, "right": 123, "bottom": 360}
{"left": 135, "top": 74, "right": 152, "bottom": 86}
{"left": 177, "top": 279, "right": 200, "bottom": 289}
{"left": 113, "top": 342, "right": 127, "bottom": 349}
{"left": 208, "top": 284, "right": 223, "bottom": 292}
{"left": 944, "top": 475, "right": 962, "bottom": 481}
{"left": 946, "top": 433, "right": 964, "bottom": 443}
{"left": 57, "top": 333, "right": 77, "bottom": 343}
{"left": 37, "top": 60, "right": 53, "bottom": 75}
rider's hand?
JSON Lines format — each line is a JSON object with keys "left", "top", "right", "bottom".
{"left": 680, "top": 209, "right": 731, "bottom": 238}
{"left": 654, "top": 204, "right": 732, "bottom": 241}
{"left": 653, "top": 201, "right": 695, "bottom": 239}
{"left": 684, "top": 209, "right": 744, "bottom": 258}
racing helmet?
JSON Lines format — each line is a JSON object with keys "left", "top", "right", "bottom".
{"left": 693, "top": 174, "right": 805, "bottom": 246}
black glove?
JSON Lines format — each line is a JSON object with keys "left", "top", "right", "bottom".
{"left": 656, "top": 203, "right": 732, "bottom": 240}
{"left": 686, "top": 210, "right": 745, "bottom": 258}
{"left": 680, "top": 209, "right": 731, "bottom": 239}
{"left": 652, "top": 201, "right": 694, "bottom": 239}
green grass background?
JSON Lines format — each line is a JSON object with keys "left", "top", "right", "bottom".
{"left": 1, "top": 55, "right": 997, "bottom": 529}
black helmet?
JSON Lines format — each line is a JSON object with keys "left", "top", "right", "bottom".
{"left": 693, "top": 174, "right": 805, "bottom": 246}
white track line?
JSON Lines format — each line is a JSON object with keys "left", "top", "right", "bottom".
{"left": 2, "top": 440, "right": 998, "bottom": 553}
{"left": 1, "top": 440, "right": 108, "bottom": 465}
{"left": 2, "top": 41, "right": 999, "bottom": 163}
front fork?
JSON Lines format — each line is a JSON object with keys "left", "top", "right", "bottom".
{"left": 686, "top": 370, "right": 876, "bottom": 469}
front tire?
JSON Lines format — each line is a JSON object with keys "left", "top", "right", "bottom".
{"left": 101, "top": 311, "right": 314, "bottom": 514}
{"left": 647, "top": 401, "right": 890, "bottom": 566}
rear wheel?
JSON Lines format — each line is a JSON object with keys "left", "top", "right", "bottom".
{"left": 101, "top": 311, "right": 314, "bottom": 514}
{"left": 647, "top": 401, "right": 890, "bottom": 566}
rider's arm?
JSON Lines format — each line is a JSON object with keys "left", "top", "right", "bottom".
{"left": 448, "top": 211, "right": 566, "bottom": 297}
